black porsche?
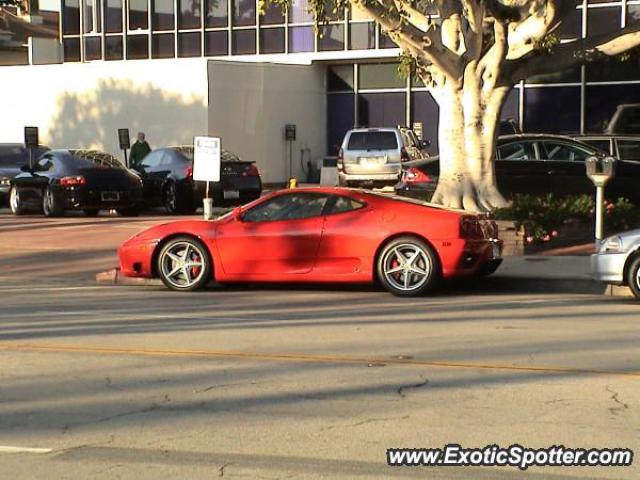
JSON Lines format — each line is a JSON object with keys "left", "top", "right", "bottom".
{"left": 9, "top": 149, "right": 143, "bottom": 217}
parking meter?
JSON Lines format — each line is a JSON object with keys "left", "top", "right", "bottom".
{"left": 586, "top": 156, "right": 616, "bottom": 245}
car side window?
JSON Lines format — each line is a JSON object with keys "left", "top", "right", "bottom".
{"left": 35, "top": 155, "right": 55, "bottom": 172}
{"left": 617, "top": 140, "right": 640, "bottom": 161}
{"left": 581, "top": 139, "right": 611, "bottom": 154}
{"left": 498, "top": 142, "right": 536, "bottom": 161}
{"left": 141, "top": 151, "right": 163, "bottom": 168}
{"left": 330, "top": 196, "right": 365, "bottom": 215}
{"left": 243, "top": 193, "right": 330, "bottom": 223}
{"left": 542, "top": 142, "right": 591, "bottom": 162}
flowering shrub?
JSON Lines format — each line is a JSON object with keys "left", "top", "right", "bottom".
{"left": 494, "top": 194, "right": 640, "bottom": 244}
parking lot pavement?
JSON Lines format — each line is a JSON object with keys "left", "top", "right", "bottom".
{"left": 1, "top": 211, "right": 638, "bottom": 479}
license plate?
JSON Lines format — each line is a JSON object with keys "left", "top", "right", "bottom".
{"left": 101, "top": 191, "right": 120, "bottom": 202}
{"left": 223, "top": 190, "right": 239, "bottom": 200}
{"left": 492, "top": 242, "right": 502, "bottom": 259}
{"left": 359, "top": 157, "right": 385, "bottom": 166}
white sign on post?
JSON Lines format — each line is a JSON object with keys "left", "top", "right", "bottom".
{"left": 193, "top": 136, "right": 221, "bottom": 183}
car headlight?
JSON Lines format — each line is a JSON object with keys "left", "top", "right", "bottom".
{"left": 600, "top": 236, "right": 624, "bottom": 253}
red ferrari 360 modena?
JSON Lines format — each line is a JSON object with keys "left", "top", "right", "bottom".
{"left": 118, "top": 187, "right": 502, "bottom": 297}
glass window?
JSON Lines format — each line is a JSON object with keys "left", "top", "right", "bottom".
{"left": 542, "top": 141, "right": 592, "bottom": 161}
{"left": 318, "top": 24, "right": 344, "bottom": 51}
{"left": 205, "top": 0, "right": 227, "bottom": 27}
{"left": 359, "top": 63, "right": 403, "bottom": 89}
{"left": 178, "top": 32, "right": 201, "bottom": 56}
{"left": 358, "top": 93, "right": 405, "bottom": 128}
{"left": 152, "top": 33, "right": 175, "bottom": 58}
{"left": 261, "top": 3, "right": 284, "bottom": 25}
{"left": 288, "top": 26, "right": 313, "bottom": 52}
{"left": 498, "top": 142, "right": 537, "bottom": 161}
{"left": 327, "top": 93, "right": 354, "bottom": 154}
{"left": 153, "top": 0, "right": 175, "bottom": 31}
{"left": 63, "top": 37, "right": 81, "bottom": 61}
{"left": 178, "top": 0, "right": 201, "bottom": 29}
{"left": 243, "top": 193, "right": 330, "bottom": 222}
{"left": 378, "top": 27, "right": 396, "bottom": 48}
{"left": 617, "top": 140, "right": 640, "bottom": 160}
{"left": 587, "top": 6, "right": 621, "bottom": 38}
{"left": 557, "top": 8, "right": 581, "bottom": 39}
{"left": 628, "top": 3, "right": 640, "bottom": 25}
{"left": 411, "top": 92, "right": 439, "bottom": 155}
{"left": 331, "top": 196, "right": 364, "bottom": 214}
{"left": 524, "top": 87, "right": 580, "bottom": 134}
{"left": 328, "top": 65, "right": 354, "bottom": 92}
{"left": 36, "top": 157, "right": 55, "bottom": 172}
{"left": 205, "top": 30, "right": 228, "bottom": 55}
{"left": 587, "top": 56, "right": 640, "bottom": 82}
{"left": 129, "top": 0, "right": 148, "bottom": 30}
{"left": 347, "top": 131, "right": 398, "bottom": 150}
{"left": 585, "top": 84, "right": 640, "bottom": 132}
{"left": 141, "top": 150, "right": 164, "bottom": 168}
{"left": 127, "top": 34, "right": 149, "bottom": 58}
{"left": 526, "top": 66, "right": 581, "bottom": 84}
{"left": 63, "top": 0, "right": 80, "bottom": 35}
{"left": 104, "top": 0, "right": 123, "bottom": 32}
{"left": 288, "top": 0, "right": 313, "bottom": 23}
{"left": 580, "top": 138, "right": 612, "bottom": 154}
{"left": 233, "top": 0, "right": 255, "bottom": 26}
{"left": 105, "top": 36, "right": 124, "bottom": 60}
{"left": 232, "top": 29, "right": 256, "bottom": 54}
{"left": 349, "top": 22, "right": 374, "bottom": 50}
{"left": 260, "top": 28, "right": 285, "bottom": 54}
{"left": 83, "top": 0, "right": 102, "bottom": 33}
{"left": 84, "top": 36, "right": 102, "bottom": 60}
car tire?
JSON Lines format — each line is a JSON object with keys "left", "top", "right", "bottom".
{"left": 626, "top": 255, "right": 640, "bottom": 300}
{"left": 157, "top": 236, "right": 212, "bottom": 292}
{"left": 117, "top": 206, "right": 140, "bottom": 217}
{"left": 83, "top": 208, "right": 100, "bottom": 216}
{"left": 377, "top": 236, "right": 439, "bottom": 297}
{"left": 9, "top": 186, "right": 26, "bottom": 215}
{"left": 42, "top": 186, "right": 64, "bottom": 217}
{"left": 163, "top": 182, "right": 191, "bottom": 214}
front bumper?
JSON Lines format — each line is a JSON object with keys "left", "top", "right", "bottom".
{"left": 118, "top": 239, "right": 158, "bottom": 278}
{"left": 591, "top": 252, "right": 627, "bottom": 284}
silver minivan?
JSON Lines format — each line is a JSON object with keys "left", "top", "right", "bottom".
{"left": 338, "top": 128, "right": 410, "bottom": 188}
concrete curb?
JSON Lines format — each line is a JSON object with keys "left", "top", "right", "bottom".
{"left": 96, "top": 268, "right": 635, "bottom": 297}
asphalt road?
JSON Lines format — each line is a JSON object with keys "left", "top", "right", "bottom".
{"left": 0, "top": 210, "right": 638, "bottom": 479}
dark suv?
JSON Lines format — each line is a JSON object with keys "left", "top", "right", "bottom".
{"left": 0, "top": 143, "right": 49, "bottom": 205}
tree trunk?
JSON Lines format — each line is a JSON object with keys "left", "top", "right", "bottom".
{"left": 429, "top": 77, "right": 510, "bottom": 212}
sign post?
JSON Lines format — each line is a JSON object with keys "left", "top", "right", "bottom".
{"left": 193, "top": 136, "right": 221, "bottom": 220}
{"left": 118, "top": 129, "right": 131, "bottom": 168}
{"left": 24, "top": 126, "right": 39, "bottom": 170}
{"left": 586, "top": 156, "right": 616, "bottom": 248}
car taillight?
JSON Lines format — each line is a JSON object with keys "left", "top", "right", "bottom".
{"left": 242, "top": 164, "right": 260, "bottom": 177}
{"left": 60, "top": 175, "right": 86, "bottom": 186}
{"left": 401, "top": 147, "right": 410, "bottom": 162}
{"left": 460, "top": 215, "right": 483, "bottom": 240}
{"left": 337, "top": 148, "right": 344, "bottom": 173}
{"left": 402, "top": 167, "right": 431, "bottom": 183}
{"left": 185, "top": 166, "right": 193, "bottom": 178}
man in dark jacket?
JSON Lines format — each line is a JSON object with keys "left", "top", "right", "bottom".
{"left": 130, "top": 132, "right": 151, "bottom": 169}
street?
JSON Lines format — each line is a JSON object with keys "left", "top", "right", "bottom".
{"left": 0, "top": 209, "right": 639, "bottom": 479}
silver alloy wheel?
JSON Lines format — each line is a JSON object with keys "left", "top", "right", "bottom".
{"left": 165, "top": 183, "right": 176, "bottom": 213}
{"left": 636, "top": 266, "right": 640, "bottom": 290}
{"left": 43, "top": 188, "right": 53, "bottom": 214}
{"left": 382, "top": 243, "right": 431, "bottom": 292}
{"left": 160, "top": 241, "right": 206, "bottom": 289}
{"left": 9, "top": 187, "right": 19, "bottom": 213}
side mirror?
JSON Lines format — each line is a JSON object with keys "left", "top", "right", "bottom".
{"left": 232, "top": 206, "right": 243, "bottom": 221}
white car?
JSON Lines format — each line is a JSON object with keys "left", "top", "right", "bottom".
{"left": 591, "top": 229, "right": 640, "bottom": 298}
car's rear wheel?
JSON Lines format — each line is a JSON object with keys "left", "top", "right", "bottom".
{"left": 83, "top": 208, "right": 100, "bottom": 216}
{"left": 626, "top": 255, "right": 640, "bottom": 300}
{"left": 9, "top": 186, "right": 26, "bottom": 215}
{"left": 377, "top": 236, "right": 439, "bottom": 297}
{"left": 157, "top": 236, "right": 211, "bottom": 291}
{"left": 42, "top": 186, "right": 64, "bottom": 217}
{"left": 163, "top": 182, "right": 193, "bottom": 214}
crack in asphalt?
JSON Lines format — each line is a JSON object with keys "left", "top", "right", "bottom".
{"left": 606, "top": 386, "right": 629, "bottom": 416}
{"left": 397, "top": 377, "right": 429, "bottom": 398}
{"left": 219, "top": 462, "right": 231, "bottom": 477}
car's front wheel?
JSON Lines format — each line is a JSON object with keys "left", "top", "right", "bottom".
{"left": 377, "top": 236, "right": 439, "bottom": 297}
{"left": 9, "top": 186, "right": 26, "bottom": 215}
{"left": 157, "top": 236, "right": 211, "bottom": 291}
{"left": 626, "top": 255, "right": 640, "bottom": 299}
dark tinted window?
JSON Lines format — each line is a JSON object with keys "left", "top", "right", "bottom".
{"left": 243, "top": 193, "right": 329, "bottom": 222}
{"left": 580, "top": 139, "right": 612, "bottom": 154}
{"left": 347, "top": 132, "right": 398, "bottom": 150}
{"left": 36, "top": 156, "right": 56, "bottom": 172}
{"left": 542, "top": 142, "right": 592, "bottom": 162}
{"left": 331, "top": 196, "right": 364, "bottom": 214}
{"left": 141, "top": 150, "right": 165, "bottom": 168}
{"left": 617, "top": 140, "right": 640, "bottom": 161}
{"left": 498, "top": 142, "right": 537, "bottom": 161}
{"left": 617, "top": 108, "right": 640, "bottom": 134}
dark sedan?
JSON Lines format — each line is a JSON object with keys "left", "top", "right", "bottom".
{"left": 0, "top": 143, "right": 49, "bottom": 205}
{"left": 9, "top": 150, "right": 143, "bottom": 217}
{"left": 396, "top": 134, "right": 640, "bottom": 205}
{"left": 135, "top": 146, "right": 262, "bottom": 214}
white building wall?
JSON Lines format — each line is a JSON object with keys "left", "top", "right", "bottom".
{"left": 0, "top": 57, "right": 209, "bottom": 158}
{"left": 207, "top": 60, "right": 327, "bottom": 184}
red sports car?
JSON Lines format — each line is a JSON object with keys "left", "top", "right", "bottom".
{"left": 118, "top": 187, "right": 502, "bottom": 296}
